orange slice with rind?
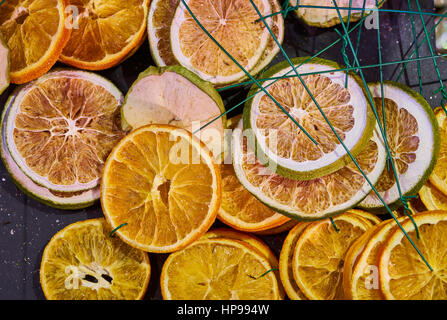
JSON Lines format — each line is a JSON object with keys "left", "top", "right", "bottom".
{"left": 0, "top": 35, "right": 9, "bottom": 94}
{"left": 232, "top": 118, "right": 386, "bottom": 220}
{"left": 170, "top": 0, "right": 273, "bottom": 86}
{"left": 4, "top": 69, "right": 125, "bottom": 193}
{"left": 161, "top": 237, "right": 282, "bottom": 300}
{"left": 419, "top": 181, "right": 447, "bottom": 211}
{"left": 244, "top": 57, "right": 376, "bottom": 180}
{"left": 0, "top": 0, "right": 71, "bottom": 84}
{"left": 429, "top": 107, "right": 447, "bottom": 196}
{"left": 60, "top": 0, "right": 150, "bottom": 70}
{"left": 359, "top": 81, "right": 440, "bottom": 212}
{"left": 40, "top": 218, "right": 151, "bottom": 300}
{"left": 101, "top": 124, "right": 221, "bottom": 253}
{"left": 379, "top": 211, "right": 447, "bottom": 300}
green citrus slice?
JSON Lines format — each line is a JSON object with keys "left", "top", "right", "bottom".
{"left": 290, "top": 0, "right": 379, "bottom": 28}
{"left": 170, "top": 0, "right": 272, "bottom": 85}
{"left": 232, "top": 119, "right": 386, "bottom": 220}
{"left": 0, "top": 35, "right": 9, "bottom": 95}
{"left": 244, "top": 57, "right": 376, "bottom": 180}
{"left": 121, "top": 65, "right": 226, "bottom": 160}
{"left": 359, "top": 81, "right": 440, "bottom": 212}
{"left": 0, "top": 93, "right": 99, "bottom": 210}
{"left": 4, "top": 69, "right": 125, "bottom": 193}
{"left": 40, "top": 218, "right": 151, "bottom": 300}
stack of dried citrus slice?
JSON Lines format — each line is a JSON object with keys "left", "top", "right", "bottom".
{"left": 149, "top": 0, "right": 284, "bottom": 87}
{"left": 1, "top": 69, "right": 125, "bottom": 209}
{"left": 161, "top": 228, "right": 283, "bottom": 300}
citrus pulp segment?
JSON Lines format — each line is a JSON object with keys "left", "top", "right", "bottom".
{"left": 121, "top": 65, "right": 226, "bottom": 160}
{"left": 233, "top": 119, "right": 386, "bottom": 221}
{"left": 60, "top": 0, "right": 150, "bottom": 70}
{"left": 4, "top": 69, "right": 125, "bottom": 193}
{"left": 359, "top": 82, "right": 440, "bottom": 212}
{"left": 429, "top": 107, "right": 447, "bottom": 196}
{"left": 379, "top": 211, "right": 447, "bottom": 300}
{"left": 0, "top": 0, "right": 71, "bottom": 84}
{"left": 244, "top": 57, "right": 376, "bottom": 180}
{"left": 161, "top": 238, "right": 281, "bottom": 300}
{"left": 289, "top": 0, "right": 379, "bottom": 28}
{"left": 0, "top": 93, "right": 99, "bottom": 209}
{"left": 101, "top": 124, "right": 221, "bottom": 253}
{"left": 279, "top": 222, "right": 310, "bottom": 300}
{"left": 0, "top": 35, "right": 9, "bottom": 94}
{"left": 419, "top": 182, "right": 447, "bottom": 211}
{"left": 292, "top": 214, "right": 371, "bottom": 300}
{"left": 40, "top": 218, "right": 151, "bottom": 300}
{"left": 170, "top": 0, "right": 273, "bottom": 86}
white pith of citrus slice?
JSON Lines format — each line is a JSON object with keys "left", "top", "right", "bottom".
{"left": 170, "top": 0, "right": 272, "bottom": 85}
{"left": 290, "top": 0, "right": 378, "bottom": 28}
{"left": 5, "top": 70, "right": 125, "bottom": 193}
{"left": 359, "top": 82, "right": 440, "bottom": 211}
{"left": 0, "top": 36, "right": 8, "bottom": 95}
{"left": 161, "top": 238, "right": 281, "bottom": 300}
{"left": 244, "top": 57, "right": 376, "bottom": 180}
{"left": 121, "top": 65, "right": 226, "bottom": 161}
{"left": 0, "top": 94, "right": 99, "bottom": 209}
{"left": 232, "top": 119, "right": 386, "bottom": 220}
{"left": 379, "top": 211, "right": 447, "bottom": 300}
{"left": 101, "top": 124, "right": 221, "bottom": 253}
{"left": 40, "top": 218, "right": 151, "bottom": 300}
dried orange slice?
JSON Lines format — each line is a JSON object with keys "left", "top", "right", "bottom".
{"left": 279, "top": 222, "right": 309, "bottom": 300}
{"left": 429, "top": 107, "right": 447, "bottom": 196}
{"left": 60, "top": 0, "right": 149, "bottom": 70}
{"left": 244, "top": 57, "right": 376, "bottom": 180}
{"left": 0, "top": 0, "right": 71, "bottom": 84}
{"left": 379, "top": 211, "right": 447, "bottom": 300}
{"left": 101, "top": 124, "right": 221, "bottom": 253}
{"left": 40, "top": 218, "right": 151, "bottom": 300}
{"left": 419, "top": 181, "right": 447, "bottom": 211}
{"left": 0, "top": 35, "right": 9, "bottom": 94}
{"left": 161, "top": 237, "right": 282, "bottom": 300}
{"left": 346, "top": 209, "right": 382, "bottom": 225}
{"left": 170, "top": 0, "right": 273, "bottom": 86}
{"left": 290, "top": 0, "right": 379, "bottom": 28}
{"left": 233, "top": 119, "right": 386, "bottom": 220}
{"left": 292, "top": 213, "right": 370, "bottom": 300}
{"left": 360, "top": 82, "right": 440, "bottom": 211}
{"left": 4, "top": 69, "right": 125, "bottom": 193}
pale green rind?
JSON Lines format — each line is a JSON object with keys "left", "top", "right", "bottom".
{"left": 0, "top": 35, "right": 10, "bottom": 95}
{"left": 357, "top": 81, "right": 440, "bottom": 214}
{"left": 243, "top": 56, "right": 376, "bottom": 181}
{"left": 0, "top": 91, "right": 98, "bottom": 210}
{"left": 121, "top": 65, "right": 227, "bottom": 131}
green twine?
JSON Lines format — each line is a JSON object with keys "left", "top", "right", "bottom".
{"left": 330, "top": 218, "right": 340, "bottom": 232}
{"left": 110, "top": 223, "right": 128, "bottom": 237}
{"left": 256, "top": 268, "right": 279, "bottom": 279}
{"left": 334, "top": 29, "right": 352, "bottom": 88}
{"left": 281, "top": 0, "right": 293, "bottom": 19}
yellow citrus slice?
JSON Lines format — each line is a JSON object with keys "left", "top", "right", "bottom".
{"left": 40, "top": 218, "right": 151, "bottom": 300}
{"left": 60, "top": 0, "right": 149, "bottom": 70}
{"left": 233, "top": 119, "right": 386, "bottom": 220}
{"left": 347, "top": 209, "right": 382, "bottom": 225}
{"left": 279, "top": 222, "right": 310, "bottom": 300}
{"left": 255, "top": 219, "right": 298, "bottom": 236}
{"left": 4, "top": 69, "right": 125, "bottom": 193}
{"left": 161, "top": 237, "right": 282, "bottom": 300}
{"left": 101, "top": 124, "right": 221, "bottom": 253}
{"left": 289, "top": 0, "right": 379, "bottom": 28}
{"left": 292, "top": 214, "right": 370, "bottom": 300}
{"left": 0, "top": 0, "right": 71, "bottom": 84}
{"left": 170, "top": 0, "right": 273, "bottom": 85}
{"left": 379, "top": 211, "right": 447, "bottom": 300}
{"left": 202, "top": 227, "right": 285, "bottom": 299}
{"left": 429, "top": 107, "right": 447, "bottom": 196}
{"left": 0, "top": 35, "right": 9, "bottom": 94}
{"left": 419, "top": 182, "right": 447, "bottom": 211}
{"left": 360, "top": 82, "right": 440, "bottom": 211}
{"left": 347, "top": 218, "right": 405, "bottom": 300}
{"left": 244, "top": 57, "right": 376, "bottom": 180}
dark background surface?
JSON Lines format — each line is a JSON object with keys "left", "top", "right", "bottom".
{"left": 0, "top": 0, "right": 444, "bottom": 300}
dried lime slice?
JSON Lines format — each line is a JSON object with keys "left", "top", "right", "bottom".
{"left": 359, "top": 82, "right": 440, "bottom": 212}
{"left": 4, "top": 69, "right": 125, "bottom": 193}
